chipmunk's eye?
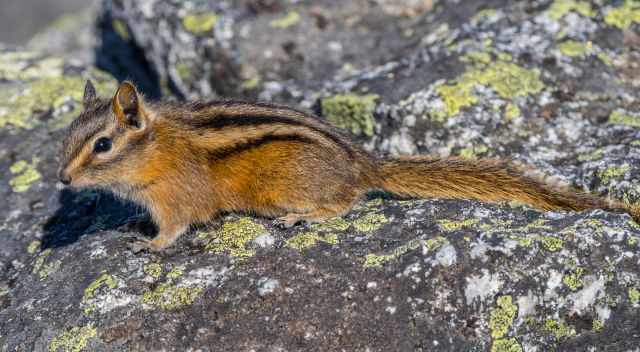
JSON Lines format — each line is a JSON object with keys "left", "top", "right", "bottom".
{"left": 93, "top": 137, "right": 112, "bottom": 153}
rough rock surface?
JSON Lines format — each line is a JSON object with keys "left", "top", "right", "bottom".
{"left": 2, "top": 0, "right": 640, "bottom": 351}
{"left": 98, "top": 0, "right": 496, "bottom": 100}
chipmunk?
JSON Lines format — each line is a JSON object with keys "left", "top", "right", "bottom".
{"left": 58, "top": 80, "right": 639, "bottom": 251}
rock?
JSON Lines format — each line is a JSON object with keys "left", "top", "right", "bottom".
{"left": 2, "top": 0, "right": 640, "bottom": 351}
{"left": 26, "top": 7, "right": 98, "bottom": 65}
{"left": 97, "top": 0, "right": 491, "bottom": 100}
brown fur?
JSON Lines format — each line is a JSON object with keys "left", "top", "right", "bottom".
{"left": 58, "top": 81, "right": 639, "bottom": 251}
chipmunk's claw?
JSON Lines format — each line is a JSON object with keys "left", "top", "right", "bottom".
{"left": 274, "top": 215, "right": 302, "bottom": 229}
{"left": 127, "top": 238, "right": 162, "bottom": 253}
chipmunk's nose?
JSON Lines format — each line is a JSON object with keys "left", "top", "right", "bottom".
{"left": 58, "top": 169, "right": 72, "bottom": 185}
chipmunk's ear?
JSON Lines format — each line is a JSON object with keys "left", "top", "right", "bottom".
{"left": 112, "top": 81, "right": 147, "bottom": 129}
{"left": 83, "top": 80, "right": 97, "bottom": 107}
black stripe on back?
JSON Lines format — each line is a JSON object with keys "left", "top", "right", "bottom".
{"left": 182, "top": 113, "right": 354, "bottom": 158}
{"left": 207, "top": 133, "right": 315, "bottom": 160}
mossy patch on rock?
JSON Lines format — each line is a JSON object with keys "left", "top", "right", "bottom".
{"left": 546, "top": 0, "right": 595, "bottom": 20}
{"left": 270, "top": 11, "right": 300, "bottom": 29}
{"left": 598, "top": 164, "right": 630, "bottom": 184}
{"left": 83, "top": 273, "right": 117, "bottom": 302}
{"left": 543, "top": 318, "right": 575, "bottom": 339}
{"left": 141, "top": 282, "right": 203, "bottom": 310}
{"left": 200, "top": 218, "right": 269, "bottom": 258}
{"left": 609, "top": 110, "right": 640, "bottom": 128}
{"left": 557, "top": 40, "right": 592, "bottom": 57}
{"left": 9, "top": 158, "right": 41, "bottom": 193}
{"left": 321, "top": 94, "right": 379, "bottom": 137}
{"left": 538, "top": 235, "right": 564, "bottom": 252}
{"left": 438, "top": 218, "right": 477, "bottom": 232}
{"left": 604, "top": 0, "right": 640, "bottom": 30}
{"left": 491, "top": 338, "right": 522, "bottom": 352}
{"left": 309, "top": 217, "right": 351, "bottom": 232}
{"left": 432, "top": 58, "right": 544, "bottom": 119}
{"left": 0, "top": 55, "right": 116, "bottom": 130}
{"left": 563, "top": 267, "right": 584, "bottom": 291}
{"left": 352, "top": 212, "right": 388, "bottom": 233}
{"left": 49, "top": 324, "right": 96, "bottom": 352}
{"left": 489, "top": 295, "right": 517, "bottom": 338}
{"left": 144, "top": 263, "right": 162, "bottom": 279}
{"left": 363, "top": 238, "right": 424, "bottom": 268}
{"left": 182, "top": 12, "right": 218, "bottom": 34}
{"left": 629, "top": 287, "right": 640, "bottom": 305}
{"left": 111, "top": 19, "right": 130, "bottom": 41}
{"left": 286, "top": 232, "right": 339, "bottom": 250}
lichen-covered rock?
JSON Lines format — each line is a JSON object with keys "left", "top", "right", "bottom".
{"left": 97, "top": 0, "right": 489, "bottom": 100}
{"left": 2, "top": 0, "right": 640, "bottom": 351}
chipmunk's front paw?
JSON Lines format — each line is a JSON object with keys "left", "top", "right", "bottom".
{"left": 128, "top": 238, "right": 163, "bottom": 253}
{"left": 274, "top": 214, "right": 303, "bottom": 229}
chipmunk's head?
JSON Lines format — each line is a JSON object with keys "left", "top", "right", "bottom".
{"left": 58, "top": 80, "right": 152, "bottom": 190}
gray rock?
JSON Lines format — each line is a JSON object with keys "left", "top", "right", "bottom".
{"left": 97, "top": 0, "right": 495, "bottom": 100}
{"left": 2, "top": 0, "right": 640, "bottom": 351}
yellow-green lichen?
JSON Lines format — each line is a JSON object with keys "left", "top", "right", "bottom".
{"left": 547, "top": 0, "right": 595, "bottom": 20}
{"left": 425, "top": 236, "right": 448, "bottom": 251}
{"left": 32, "top": 249, "right": 60, "bottom": 280}
{"left": 504, "top": 103, "right": 520, "bottom": 121}
{"left": 563, "top": 267, "right": 584, "bottom": 291}
{"left": 538, "top": 236, "right": 564, "bottom": 252}
{"left": 111, "top": 19, "right": 130, "bottom": 41}
{"left": 144, "top": 263, "right": 162, "bottom": 279}
{"left": 609, "top": 110, "right": 640, "bottom": 128}
{"left": 270, "top": 11, "right": 300, "bottom": 29}
{"left": 598, "top": 164, "right": 630, "bottom": 183}
{"left": 432, "top": 60, "right": 544, "bottom": 119}
{"left": 438, "top": 218, "right": 477, "bottom": 232}
{"left": 32, "top": 249, "right": 51, "bottom": 273}
{"left": 141, "top": 282, "right": 203, "bottom": 310}
{"left": 352, "top": 212, "right": 388, "bottom": 233}
{"left": 577, "top": 148, "right": 604, "bottom": 162}
{"left": 558, "top": 40, "right": 592, "bottom": 57}
{"left": 0, "top": 70, "right": 116, "bottom": 130}
{"left": 459, "top": 145, "right": 488, "bottom": 159}
{"left": 310, "top": 217, "right": 351, "bottom": 232}
{"left": 629, "top": 287, "right": 640, "bottom": 305}
{"left": 321, "top": 94, "right": 378, "bottom": 137}
{"left": 491, "top": 338, "right": 522, "bottom": 352}
{"left": 0, "top": 52, "right": 62, "bottom": 81}
{"left": 592, "top": 319, "right": 604, "bottom": 332}
{"left": 167, "top": 265, "right": 184, "bottom": 280}
{"left": 241, "top": 75, "right": 261, "bottom": 90}
{"left": 604, "top": 0, "right": 640, "bottom": 30}
{"left": 201, "top": 217, "right": 268, "bottom": 258}
{"left": 27, "top": 240, "right": 41, "bottom": 254}
{"left": 543, "top": 319, "right": 575, "bottom": 339}
{"left": 49, "top": 324, "right": 96, "bottom": 352}
{"left": 629, "top": 235, "right": 639, "bottom": 247}
{"left": 183, "top": 12, "right": 218, "bottom": 34}
{"left": 363, "top": 239, "right": 423, "bottom": 268}
{"left": 286, "top": 232, "right": 338, "bottom": 250}
{"left": 490, "top": 295, "right": 518, "bottom": 339}
{"left": 9, "top": 158, "right": 41, "bottom": 193}
{"left": 462, "top": 51, "right": 492, "bottom": 64}
{"left": 83, "top": 273, "right": 117, "bottom": 302}
{"left": 509, "top": 235, "right": 534, "bottom": 247}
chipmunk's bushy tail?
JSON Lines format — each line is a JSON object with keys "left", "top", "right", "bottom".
{"left": 377, "top": 156, "right": 639, "bottom": 221}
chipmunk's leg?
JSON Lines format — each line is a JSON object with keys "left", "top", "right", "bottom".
{"left": 275, "top": 196, "right": 360, "bottom": 228}
{"left": 130, "top": 218, "right": 188, "bottom": 253}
